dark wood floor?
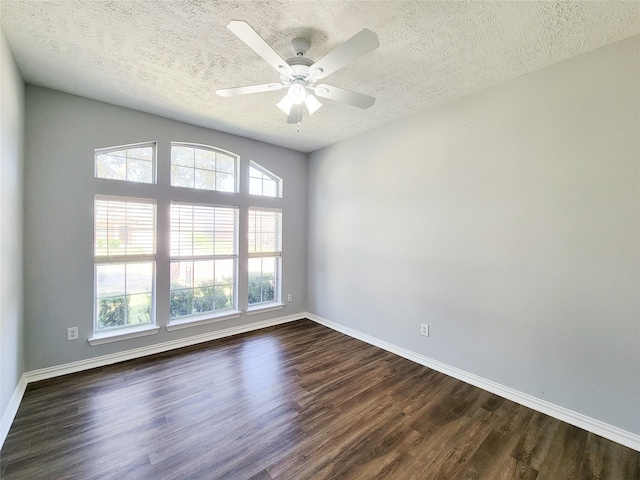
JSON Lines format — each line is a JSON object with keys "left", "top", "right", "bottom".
{"left": 1, "top": 320, "right": 638, "bottom": 479}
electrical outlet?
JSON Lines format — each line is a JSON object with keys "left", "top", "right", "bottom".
{"left": 287, "top": 294, "right": 293, "bottom": 302}
{"left": 420, "top": 323, "right": 429, "bottom": 337}
{"left": 67, "top": 326, "right": 79, "bottom": 341}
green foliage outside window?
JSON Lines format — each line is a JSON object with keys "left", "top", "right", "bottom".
{"left": 170, "top": 282, "right": 232, "bottom": 319}
{"left": 98, "top": 295, "right": 151, "bottom": 330}
{"left": 248, "top": 273, "right": 275, "bottom": 305}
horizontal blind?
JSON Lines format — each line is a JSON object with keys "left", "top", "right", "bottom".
{"left": 248, "top": 208, "right": 282, "bottom": 254}
{"left": 95, "top": 197, "right": 156, "bottom": 257}
{"left": 171, "top": 203, "right": 237, "bottom": 258}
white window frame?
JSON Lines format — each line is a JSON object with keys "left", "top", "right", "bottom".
{"left": 249, "top": 160, "right": 283, "bottom": 198}
{"left": 90, "top": 195, "right": 159, "bottom": 345}
{"left": 94, "top": 141, "right": 156, "bottom": 184}
{"left": 167, "top": 202, "right": 240, "bottom": 331}
{"left": 247, "top": 207, "right": 283, "bottom": 313}
{"left": 170, "top": 142, "right": 239, "bottom": 193}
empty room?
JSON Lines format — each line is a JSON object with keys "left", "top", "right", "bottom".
{"left": 1, "top": 1, "right": 639, "bottom": 478}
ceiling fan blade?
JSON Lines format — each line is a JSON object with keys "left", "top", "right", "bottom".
{"left": 287, "top": 103, "right": 303, "bottom": 124}
{"left": 314, "top": 84, "right": 375, "bottom": 109}
{"left": 216, "top": 83, "right": 282, "bottom": 97}
{"left": 227, "top": 21, "right": 293, "bottom": 74}
{"left": 309, "top": 29, "right": 379, "bottom": 79}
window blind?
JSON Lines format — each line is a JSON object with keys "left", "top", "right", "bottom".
{"left": 170, "top": 203, "right": 238, "bottom": 258}
{"left": 95, "top": 197, "right": 156, "bottom": 257}
{"left": 248, "top": 208, "right": 282, "bottom": 254}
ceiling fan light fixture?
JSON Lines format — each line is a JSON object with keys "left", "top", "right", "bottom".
{"left": 287, "top": 79, "right": 307, "bottom": 105}
{"left": 276, "top": 95, "right": 294, "bottom": 114}
{"left": 305, "top": 94, "right": 322, "bottom": 115}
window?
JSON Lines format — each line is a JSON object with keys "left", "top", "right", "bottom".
{"left": 94, "top": 196, "right": 156, "bottom": 333}
{"left": 170, "top": 203, "right": 238, "bottom": 321}
{"left": 249, "top": 160, "right": 282, "bottom": 197}
{"left": 171, "top": 143, "right": 237, "bottom": 192}
{"left": 95, "top": 142, "right": 155, "bottom": 183}
{"left": 248, "top": 208, "right": 282, "bottom": 306}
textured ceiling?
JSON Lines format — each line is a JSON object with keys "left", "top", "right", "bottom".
{"left": 1, "top": 1, "right": 639, "bottom": 152}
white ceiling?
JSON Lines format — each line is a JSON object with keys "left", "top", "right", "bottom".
{"left": 2, "top": 1, "right": 639, "bottom": 153}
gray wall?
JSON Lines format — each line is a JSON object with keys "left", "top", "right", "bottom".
{"left": 308, "top": 36, "right": 640, "bottom": 434}
{"left": 24, "top": 87, "right": 308, "bottom": 370}
{"left": 0, "top": 29, "right": 25, "bottom": 420}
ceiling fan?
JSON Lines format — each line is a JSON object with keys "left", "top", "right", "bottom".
{"left": 215, "top": 21, "right": 379, "bottom": 124}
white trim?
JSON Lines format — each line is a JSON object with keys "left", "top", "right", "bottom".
{"left": 89, "top": 324, "right": 160, "bottom": 346}
{"left": 247, "top": 303, "right": 284, "bottom": 315}
{"left": 26, "top": 313, "right": 305, "bottom": 384}
{"left": 6, "top": 313, "right": 638, "bottom": 454}
{"left": 0, "top": 314, "right": 300, "bottom": 450}
{"left": 166, "top": 310, "right": 241, "bottom": 331}
{"left": 306, "top": 312, "right": 640, "bottom": 453}
{"left": 1, "top": 374, "right": 28, "bottom": 449}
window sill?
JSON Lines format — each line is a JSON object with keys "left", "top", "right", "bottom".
{"left": 89, "top": 324, "right": 160, "bottom": 346}
{"left": 246, "top": 302, "right": 285, "bottom": 315}
{"left": 166, "top": 310, "right": 241, "bottom": 332}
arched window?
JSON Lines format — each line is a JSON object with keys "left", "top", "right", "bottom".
{"left": 171, "top": 143, "right": 238, "bottom": 192}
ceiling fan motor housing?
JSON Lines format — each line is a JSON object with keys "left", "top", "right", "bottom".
{"left": 290, "top": 38, "right": 310, "bottom": 56}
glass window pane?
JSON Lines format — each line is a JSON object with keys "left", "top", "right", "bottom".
{"left": 127, "top": 147, "right": 153, "bottom": 161}
{"left": 217, "top": 154, "right": 235, "bottom": 173}
{"left": 97, "top": 264, "right": 125, "bottom": 297}
{"left": 193, "top": 286, "right": 215, "bottom": 313}
{"left": 170, "top": 145, "right": 236, "bottom": 192}
{"left": 195, "top": 149, "right": 216, "bottom": 170}
{"left": 128, "top": 159, "right": 153, "bottom": 183}
{"left": 249, "top": 166, "right": 261, "bottom": 179}
{"left": 107, "top": 154, "right": 127, "bottom": 180}
{"left": 194, "top": 169, "right": 216, "bottom": 191}
{"left": 262, "top": 179, "right": 277, "bottom": 197}
{"left": 172, "top": 165, "right": 194, "bottom": 188}
{"left": 127, "top": 293, "right": 152, "bottom": 325}
{"left": 95, "top": 145, "right": 155, "bottom": 184}
{"left": 248, "top": 256, "right": 277, "bottom": 305}
{"left": 170, "top": 261, "right": 193, "bottom": 289}
{"left": 216, "top": 172, "right": 234, "bottom": 192}
{"left": 215, "top": 259, "right": 234, "bottom": 283}
{"left": 249, "top": 177, "right": 262, "bottom": 196}
{"left": 96, "top": 154, "right": 125, "bottom": 181}
{"left": 170, "top": 288, "right": 193, "bottom": 318}
{"left": 193, "top": 260, "right": 214, "bottom": 286}
{"left": 97, "top": 296, "right": 126, "bottom": 329}
{"left": 248, "top": 162, "right": 281, "bottom": 197}
{"left": 126, "top": 262, "right": 153, "bottom": 295}
{"left": 172, "top": 146, "right": 194, "bottom": 167}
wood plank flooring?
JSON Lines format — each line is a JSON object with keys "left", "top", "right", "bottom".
{"left": 1, "top": 320, "right": 638, "bottom": 479}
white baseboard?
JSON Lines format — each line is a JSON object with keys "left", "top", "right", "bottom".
{"left": 4, "top": 312, "right": 638, "bottom": 454}
{"left": 306, "top": 312, "right": 640, "bottom": 453}
{"left": 0, "top": 313, "right": 304, "bottom": 451}
{"left": 0, "top": 374, "right": 28, "bottom": 449}
{"left": 25, "top": 313, "right": 305, "bottom": 383}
